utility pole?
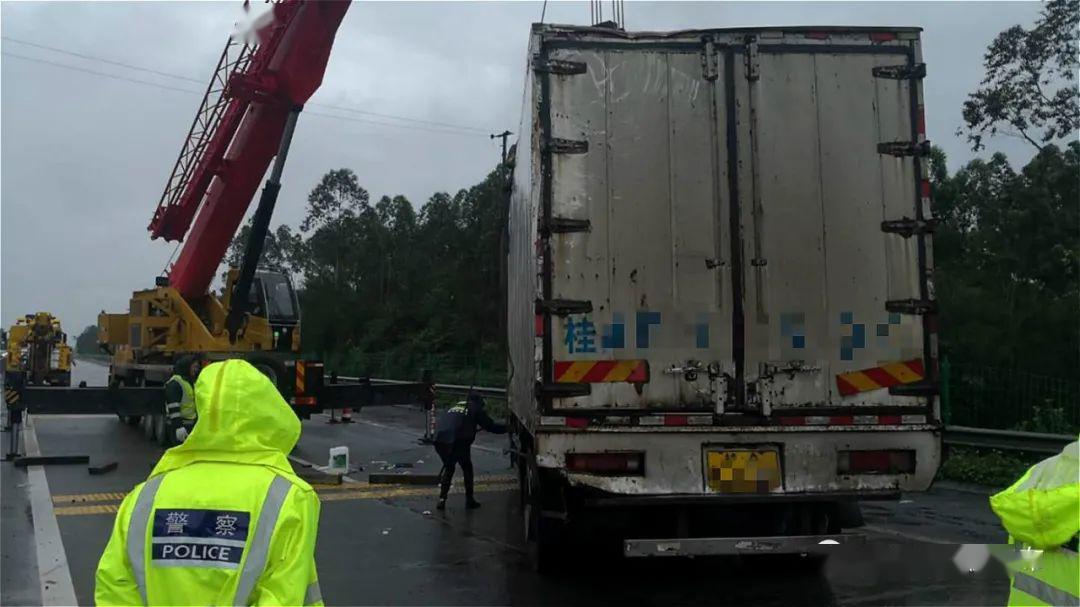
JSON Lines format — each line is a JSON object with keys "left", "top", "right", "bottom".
{"left": 490, "top": 130, "right": 512, "bottom": 166}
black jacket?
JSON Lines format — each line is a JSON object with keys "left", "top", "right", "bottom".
{"left": 434, "top": 395, "right": 507, "bottom": 444}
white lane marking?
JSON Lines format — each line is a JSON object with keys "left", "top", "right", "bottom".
{"left": 863, "top": 524, "right": 953, "bottom": 545}
{"left": 23, "top": 414, "right": 79, "bottom": 606}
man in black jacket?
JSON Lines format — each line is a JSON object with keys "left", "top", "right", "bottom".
{"left": 434, "top": 394, "right": 507, "bottom": 510}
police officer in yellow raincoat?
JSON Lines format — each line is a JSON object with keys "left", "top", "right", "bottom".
{"left": 989, "top": 440, "right": 1078, "bottom": 607}
{"left": 95, "top": 359, "right": 323, "bottom": 606}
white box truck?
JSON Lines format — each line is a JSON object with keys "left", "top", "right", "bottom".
{"left": 507, "top": 23, "right": 941, "bottom": 569}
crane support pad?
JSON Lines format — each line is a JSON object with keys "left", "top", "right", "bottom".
{"left": 14, "top": 455, "right": 90, "bottom": 467}
{"left": 17, "top": 387, "right": 162, "bottom": 416}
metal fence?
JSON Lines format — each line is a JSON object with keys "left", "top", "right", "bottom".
{"left": 942, "top": 359, "right": 1079, "bottom": 435}
{"left": 330, "top": 352, "right": 505, "bottom": 392}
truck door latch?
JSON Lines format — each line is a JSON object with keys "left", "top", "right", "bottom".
{"left": 535, "top": 298, "right": 593, "bottom": 316}
{"left": 872, "top": 63, "right": 927, "bottom": 80}
{"left": 885, "top": 298, "right": 937, "bottom": 315}
{"left": 882, "top": 217, "right": 937, "bottom": 238}
{"left": 877, "top": 140, "right": 931, "bottom": 157}
{"left": 533, "top": 57, "right": 587, "bottom": 75}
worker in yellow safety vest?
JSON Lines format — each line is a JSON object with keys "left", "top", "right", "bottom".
{"left": 989, "top": 440, "right": 1078, "bottom": 607}
{"left": 164, "top": 354, "right": 203, "bottom": 444}
{"left": 95, "top": 359, "right": 323, "bottom": 606}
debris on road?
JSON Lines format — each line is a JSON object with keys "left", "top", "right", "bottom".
{"left": 87, "top": 461, "right": 118, "bottom": 475}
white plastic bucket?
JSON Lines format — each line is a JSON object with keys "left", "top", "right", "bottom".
{"left": 328, "top": 445, "right": 349, "bottom": 474}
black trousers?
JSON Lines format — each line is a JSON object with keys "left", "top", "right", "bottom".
{"left": 435, "top": 440, "right": 474, "bottom": 500}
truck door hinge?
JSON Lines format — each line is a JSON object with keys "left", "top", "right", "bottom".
{"left": 543, "top": 217, "right": 591, "bottom": 235}
{"left": 888, "top": 381, "right": 939, "bottom": 397}
{"left": 872, "top": 63, "right": 927, "bottom": 80}
{"left": 536, "top": 381, "right": 592, "bottom": 398}
{"left": 536, "top": 298, "right": 593, "bottom": 316}
{"left": 543, "top": 138, "right": 589, "bottom": 154}
{"left": 878, "top": 140, "right": 931, "bottom": 157}
{"left": 701, "top": 38, "right": 718, "bottom": 81}
{"left": 533, "top": 57, "right": 587, "bottom": 75}
{"left": 744, "top": 38, "right": 760, "bottom": 81}
{"left": 885, "top": 298, "right": 937, "bottom": 315}
{"left": 881, "top": 217, "right": 938, "bottom": 238}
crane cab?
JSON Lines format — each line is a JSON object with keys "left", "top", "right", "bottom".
{"left": 247, "top": 269, "right": 301, "bottom": 353}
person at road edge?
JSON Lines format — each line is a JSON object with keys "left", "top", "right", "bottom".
{"left": 434, "top": 393, "right": 507, "bottom": 510}
{"left": 96, "top": 359, "right": 323, "bottom": 606}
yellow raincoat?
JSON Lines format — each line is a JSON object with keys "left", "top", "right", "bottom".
{"left": 95, "top": 359, "right": 322, "bottom": 606}
{"left": 989, "top": 440, "right": 1079, "bottom": 607}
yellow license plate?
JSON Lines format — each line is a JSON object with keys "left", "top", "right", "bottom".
{"left": 706, "top": 449, "right": 782, "bottom": 493}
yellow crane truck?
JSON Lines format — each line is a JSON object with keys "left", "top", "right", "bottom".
{"left": 4, "top": 312, "right": 73, "bottom": 387}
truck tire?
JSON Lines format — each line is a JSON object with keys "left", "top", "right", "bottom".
{"left": 142, "top": 414, "right": 156, "bottom": 440}
{"left": 155, "top": 414, "right": 171, "bottom": 448}
{"left": 524, "top": 460, "right": 567, "bottom": 575}
{"left": 114, "top": 375, "right": 142, "bottom": 427}
{"left": 245, "top": 354, "right": 287, "bottom": 391}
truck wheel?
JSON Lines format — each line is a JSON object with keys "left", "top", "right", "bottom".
{"left": 155, "top": 415, "right": 171, "bottom": 448}
{"left": 524, "top": 462, "right": 566, "bottom": 575}
{"left": 245, "top": 354, "right": 286, "bottom": 390}
{"left": 141, "top": 414, "right": 156, "bottom": 440}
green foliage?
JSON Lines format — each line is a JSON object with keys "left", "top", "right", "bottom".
{"left": 938, "top": 447, "right": 1041, "bottom": 488}
{"left": 960, "top": 0, "right": 1079, "bottom": 151}
{"left": 932, "top": 142, "right": 1079, "bottom": 380}
{"left": 235, "top": 166, "right": 509, "bottom": 379}
{"left": 75, "top": 325, "right": 99, "bottom": 355}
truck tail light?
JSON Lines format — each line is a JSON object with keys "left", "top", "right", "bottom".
{"left": 566, "top": 452, "right": 644, "bottom": 475}
{"left": 837, "top": 450, "right": 915, "bottom": 474}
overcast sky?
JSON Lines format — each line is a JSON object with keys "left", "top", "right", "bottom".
{"left": 1, "top": 1, "right": 1044, "bottom": 336}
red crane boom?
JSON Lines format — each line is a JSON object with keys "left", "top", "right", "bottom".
{"left": 149, "top": 0, "right": 350, "bottom": 300}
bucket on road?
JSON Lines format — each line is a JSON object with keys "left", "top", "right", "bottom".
{"left": 328, "top": 445, "right": 349, "bottom": 474}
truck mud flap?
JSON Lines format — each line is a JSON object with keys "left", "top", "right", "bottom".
{"left": 623, "top": 533, "right": 863, "bottom": 558}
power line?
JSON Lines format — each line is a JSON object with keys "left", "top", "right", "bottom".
{"left": 1, "top": 37, "right": 492, "bottom": 135}
{"left": 2, "top": 50, "right": 494, "bottom": 138}
{"left": 1, "top": 51, "right": 204, "bottom": 95}
{"left": 2, "top": 36, "right": 205, "bottom": 84}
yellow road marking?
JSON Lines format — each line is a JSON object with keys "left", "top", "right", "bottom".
{"left": 52, "top": 476, "right": 518, "bottom": 516}
{"left": 55, "top": 504, "right": 121, "bottom": 516}
{"left": 52, "top": 491, "right": 128, "bottom": 504}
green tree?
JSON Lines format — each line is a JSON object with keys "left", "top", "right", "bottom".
{"left": 75, "top": 325, "right": 99, "bottom": 355}
{"left": 960, "top": 0, "right": 1079, "bottom": 151}
{"left": 932, "top": 143, "right": 1079, "bottom": 377}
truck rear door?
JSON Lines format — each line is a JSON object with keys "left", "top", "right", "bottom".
{"left": 536, "top": 31, "right": 935, "bottom": 418}
{"left": 539, "top": 40, "right": 732, "bottom": 412}
{"left": 733, "top": 34, "right": 936, "bottom": 417}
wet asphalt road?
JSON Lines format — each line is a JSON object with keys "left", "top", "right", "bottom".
{"left": 2, "top": 360, "right": 1012, "bottom": 606}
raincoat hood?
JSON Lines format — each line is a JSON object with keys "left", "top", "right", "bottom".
{"left": 150, "top": 359, "right": 301, "bottom": 479}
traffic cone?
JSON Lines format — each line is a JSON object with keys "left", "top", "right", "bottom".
{"left": 341, "top": 407, "right": 354, "bottom": 423}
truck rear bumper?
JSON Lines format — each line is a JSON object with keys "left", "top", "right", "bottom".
{"left": 536, "top": 428, "right": 940, "bottom": 494}
{"left": 585, "top": 490, "right": 898, "bottom": 508}
{"left": 624, "top": 533, "right": 864, "bottom": 558}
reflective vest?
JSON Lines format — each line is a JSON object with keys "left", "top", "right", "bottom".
{"left": 96, "top": 360, "right": 323, "bottom": 606}
{"left": 990, "top": 440, "right": 1079, "bottom": 607}
{"left": 166, "top": 374, "right": 197, "bottom": 423}
{"left": 1001, "top": 546, "right": 1078, "bottom": 607}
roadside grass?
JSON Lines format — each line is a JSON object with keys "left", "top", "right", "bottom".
{"left": 937, "top": 446, "right": 1044, "bottom": 488}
